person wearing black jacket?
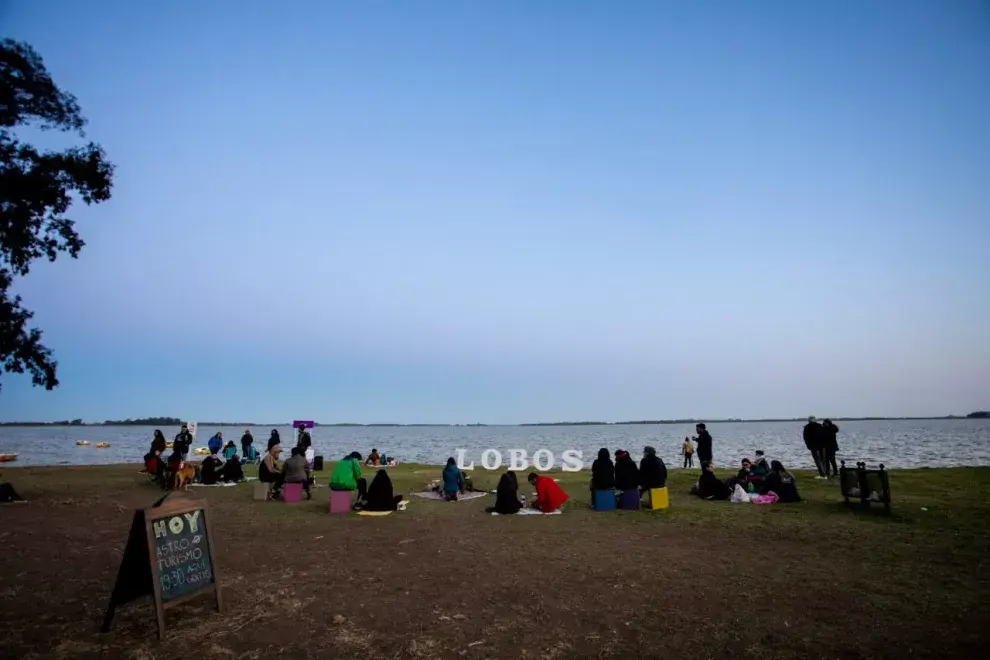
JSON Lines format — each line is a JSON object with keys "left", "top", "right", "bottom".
{"left": 803, "top": 416, "right": 827, "bottom": 478}
{"left": 173, "top": 425, "right": 193, "bottom": 458}
{"left": 694, "top": 462, "right": 731, "bottom": 500}
{"left": 638, "top": 446, "right": 667, "bottom": 494}
{"left": 241, "top": 428, "right": 254, "bottom": 457}
{"left": 297, "top": 427, "right": 312, "bottom": 451}
{"left": 822, "top": 419, "right": 840, "bottom": 478}
{"left": 486, "top": 471, "right": 523, "bottom": 515}
{"left": 694, "top": 423, "right": 713, "bottom": 466}
{"left": 589, "top": 447, "right": 615, "bottom": 500}
{"left": 614, "top": 449, "right": 639, "bottom": 492}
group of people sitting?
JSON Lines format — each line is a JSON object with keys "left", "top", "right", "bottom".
{"left": 258, "top": 444, "right": 314, "bottom": 499}
{"left": 364, "top": 448, "right": 398, "bottom": 468}
{"left": 486, "top": 470, "right": 570, "bottom": 514}
{"left": 691, "top": 451, "right": 801, "bottom": 503}
{"left": 142, "top": 429, "right": 249, "bottom": 489}
{"left": 328, "top": 451, "right": 405, "bottom": 511}
{"left": 589, "top": 446, "right": 669, "bottom": 504}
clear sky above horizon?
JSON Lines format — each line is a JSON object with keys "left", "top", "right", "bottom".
{"left": 1, "top": 0, "right": 988, "bottom": 424}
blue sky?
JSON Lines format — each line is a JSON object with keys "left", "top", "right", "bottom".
{"left": 1, "top": 0, "right": 988, "bottom": 423}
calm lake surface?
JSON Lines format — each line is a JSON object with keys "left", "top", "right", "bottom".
{"left": 1, "top": 419, "right": 988, "bottom": 469}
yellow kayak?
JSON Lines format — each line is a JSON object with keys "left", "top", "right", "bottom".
{"left": 76, "top": 441, "right": 91, "bottom": 446}
{"left": 94, "top": 442, "right": 111, "bottom": 448}
{"left": 193, "top": 447, "right": 210, "bottom": 455}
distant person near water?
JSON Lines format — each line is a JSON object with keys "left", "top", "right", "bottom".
{"left": 267, "top": 429, "right": 281, "bottom": 452}
{"left": 296, "top": 427, "right": 312, "bottom": 452}
{"left": 681, "top": 436, "right": 695, "bottom": 468}
{"left": 173, "top": 424, "right": 193, "bottom": 458}
{"left": 822, "top": 419, "right": 840, "bottom": 478}
{"left": 803, "top": 416, "right": 827, "bottom": 479}
{"left": 241, "top": 428, "right": 254, "bottom": 458}
{"left": 695, "top": 423, "right": 713, "bottom": 466}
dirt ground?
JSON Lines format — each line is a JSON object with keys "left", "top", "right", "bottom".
{"left": 1, "top": 464, "right": 989, "bottom": 659}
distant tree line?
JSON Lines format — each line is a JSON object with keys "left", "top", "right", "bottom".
{"left": 967, "top": 412, "right": 989, "bottom": 419}
{"left": 103, "top": 417, "right": 183, "bottom": 426}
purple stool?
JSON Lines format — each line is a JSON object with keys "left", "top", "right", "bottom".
{"left": 618, "top": 489, "right": 640, "bottom": 510}
{"left": 329, "top": 489, "right": 352, "bottom": 513}
{"left": 282, "top": 482, "right": 303, "bottom": 503}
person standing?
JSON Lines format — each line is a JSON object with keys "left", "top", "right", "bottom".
{"left": 173, "top": 424, "right": 193, "bottom": 459}
{"left": 694, "top": 423, "right": 713, "bottom": 467}
{"left": 297, "top": 426, "right": 312, "bottom": 452}
{"left": 681, "top": 436, "right": 695, "bottom": 468}
{"left": 822, "top": 419, "right": 840, "bottom": 478}
{"left": 241, "top": 428, "right": 254, "bottom": 458}
{"left": 267, "top": 429, "right": 281, "bottom": 452}
{"left": 803, "top": 416, "right": 827, "bottom": 479}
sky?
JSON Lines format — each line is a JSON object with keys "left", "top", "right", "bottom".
{"left": 1, "top": 0, "right": 988, "bottom": 424}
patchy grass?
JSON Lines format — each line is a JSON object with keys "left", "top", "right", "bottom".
{"left": 1, "top": 463, "right": 989, "bottom": 659}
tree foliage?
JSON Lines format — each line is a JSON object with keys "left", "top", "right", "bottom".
{"left": 0, "top": 39, "right": 114, "bottom": 391}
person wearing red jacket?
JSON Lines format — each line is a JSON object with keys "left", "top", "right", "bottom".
{"left": 528, "top": 472, "right": 569, "bottom": 513}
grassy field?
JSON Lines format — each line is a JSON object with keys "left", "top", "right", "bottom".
{"left": 1, "top": 462, "right": 989, "bottom": 659}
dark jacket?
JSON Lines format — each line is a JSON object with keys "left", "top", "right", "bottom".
{"left": 614, "top": 454, "right": 639, "bottom": 491}
{"left": 590, "top": 449, "right": 615, "bottom": 490}
{"left": 492, "top": 472, "right": 522, "bottom": 514}
{"left": 761, "top": 465, "right": 801, "bottom": 503}
{"left": 297, "top": 430, "right": 312, "bottom": 450}
{"left": 696, "top": 470, "right": 731, "bottom": 500}
{"left": 823, "top": 422, "right": 840, "bottom": 452}
{"left": 241, "top": 432, "right": 253, "bottom": 454}
{"left": 200, "top": 456, "right": 223, "bottom": 485}
{"left": 639, "top": 454, "right": 667, "bottom": 489}
{"left": 173, "top": 430, "right": 193, "bottom": 455}
{"left": 267, "top": 430, "right": 281, "bottom": 452}
{"left": 696, "top": 430, "right": 713, "bottom": 462}
{"left": 803, "top": 422, "right": 825, "bottom": 451}
{"left": 222, "top": 458, "right": 243, "bottom": 482}
{"left": 152, "top": 433, "right": 167, "bottom": 454}
{"left": 365, "top": 470, "right": 400, "bottom": 511}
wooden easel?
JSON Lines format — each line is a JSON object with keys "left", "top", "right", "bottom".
{"left": 101, "top": 492, "right": 222, "bottom": 639}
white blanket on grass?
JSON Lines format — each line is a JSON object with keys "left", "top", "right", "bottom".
{"left": 410, "top": 490, "right": 487, "bottom": 501}
{"left": 491, "top": 508, "right": 562, "bottom": 516}
{"left": 189, "top": 477, "right": 258, "bottom": 487}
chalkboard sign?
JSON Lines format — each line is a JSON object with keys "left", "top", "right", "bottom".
{"left": 101, "top": 493, "right": 222, "bottom": 639}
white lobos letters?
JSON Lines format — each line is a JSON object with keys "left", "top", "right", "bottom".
{"left": 456, "top": 448, "right": 583, "bottom": 472}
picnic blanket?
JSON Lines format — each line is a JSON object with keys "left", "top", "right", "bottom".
{"left": 356, "top": 510, "right": 393, "bottom": 516}
{"left": 410, "top": 490, "right": 487, "bottom": 502}
{"left": 490, "top": 508, "right": 562, "bottom": 516}
{"left": 189, "top": 477, "right": 258, "bottom": 487}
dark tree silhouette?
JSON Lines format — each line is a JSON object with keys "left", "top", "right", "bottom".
{"left": 0, "top": 39, "right": 114, "bottom": 391}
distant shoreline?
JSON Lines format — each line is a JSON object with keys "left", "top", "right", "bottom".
{"left": 1, "top": 414, "right": 986, "bottom": 427}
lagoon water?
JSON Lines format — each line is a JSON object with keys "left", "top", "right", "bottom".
{"left": 1, "top": 418, "right": 988, "bottom": 469}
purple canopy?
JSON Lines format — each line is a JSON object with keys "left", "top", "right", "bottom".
{"left": 292, "top": 420, "right": 315, "bottom": 429}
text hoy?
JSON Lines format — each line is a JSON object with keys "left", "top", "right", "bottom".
{"left": 455, "top": 449, "right": 584, "bottom": 471}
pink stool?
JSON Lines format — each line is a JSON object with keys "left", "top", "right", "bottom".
{"left": 329, "top": 489, "right": 352, "bottom": 513}
{"left": 282, "top": 482, "right": 303, "bottom": 503}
